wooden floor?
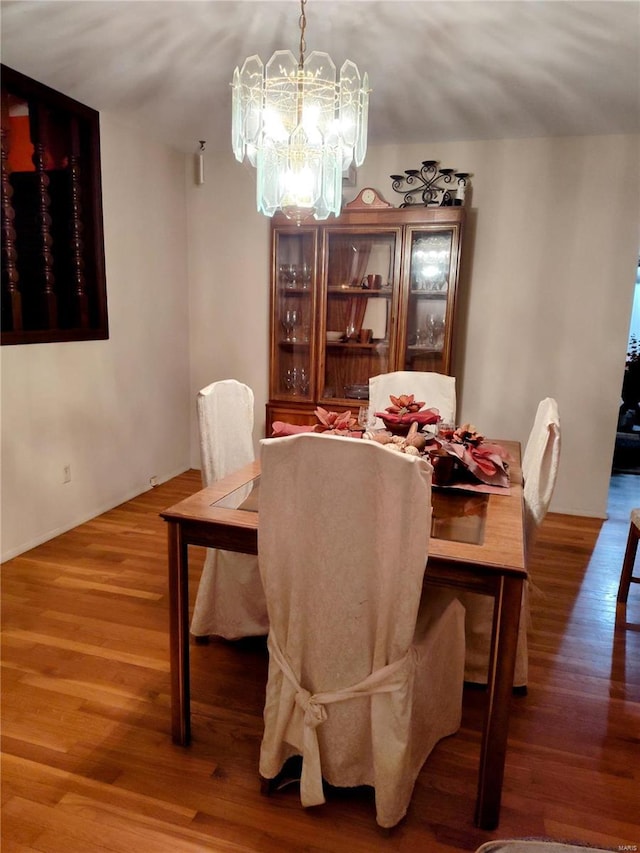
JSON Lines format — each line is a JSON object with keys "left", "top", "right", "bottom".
{"left": 2, "top": 470, "right": 639, "bottom": 852}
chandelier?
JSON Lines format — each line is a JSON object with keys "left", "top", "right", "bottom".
{"left": 231, "top": 0, "right": 369, "bottom": 222}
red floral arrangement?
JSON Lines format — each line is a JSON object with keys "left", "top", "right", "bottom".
{"left": 313, "top": 407, "right": 360, "bottom": 435}
{"left": 451, "top": 423, "right": 484, "bottom": 447}
{"left": 375, "top": 394, "right": 442, "bottom": 429}
{"left": 439, "top": 422, "right": 510, "bottom": 486}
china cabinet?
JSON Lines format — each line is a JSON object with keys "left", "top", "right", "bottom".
{"left": 266, "top": 188, "right": 465, "bottom": 430}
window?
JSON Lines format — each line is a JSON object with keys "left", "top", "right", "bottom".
{"left": 1, "top": 65, "right": 108, "bottom": 345}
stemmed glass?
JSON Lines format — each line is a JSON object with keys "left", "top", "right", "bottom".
{"left": 284, "top": 366, "right": 309, "bottom": 396}
{"left": 358, "top": 405, "right": 375, "bottom": 431}
{"left": 284, "top": 367, "right": 296, "bottom": 393}
{"left": 437, "top": 421, "right": 455, "bottom": 440}
{"left": 415, "top": 327, "right": 428, "bottom": 347}
{"left": 281, "top": 308, "right": 299, "bottom": 342}
{"left": 298, "top": 367, "right": 309, "bottom": 395}
{"left": 426, "top": 315, "right": 445, "bottom": 349}
{"left": 279, "top": 264, "right": 300, "bottom": 289}
{"left": 279, "top": 264, "right": 290, "bottom": 285}
{"left": 300, "top": 263, "right": 312, "bottom": 290}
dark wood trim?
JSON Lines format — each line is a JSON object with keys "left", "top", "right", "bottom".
{"left": 1, "top": 64, "right": 108, "bottom": 345}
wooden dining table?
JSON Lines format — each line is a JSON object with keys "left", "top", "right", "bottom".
{"left": 160, "top": 439, "right": 526, "bottom": 831}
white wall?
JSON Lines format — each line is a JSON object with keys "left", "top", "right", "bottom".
{"left": 187, "top": 134, "right": 640, "bottom": 518}
{"left": 0, "top": 115, "right": 191, "bottom": 561}
{"left": 186, "top": 145, "right": 271, "bottom": 464}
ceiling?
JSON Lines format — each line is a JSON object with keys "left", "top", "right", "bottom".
{"left": 1, "top": 0, "right": 639, "bottom": 155}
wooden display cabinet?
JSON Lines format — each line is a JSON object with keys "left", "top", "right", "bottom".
{"left": 266, "top": 188, "right": 465, "bottom": 431}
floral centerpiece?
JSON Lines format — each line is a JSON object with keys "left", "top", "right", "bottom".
{"left": 374, "top": 394, "right": 442, "bottom": 435}
{"left": 437, "top": 422, "right": 510, "bottom": 487}
{"left": 313, "top": 407, "right": 361, "bottom": 436}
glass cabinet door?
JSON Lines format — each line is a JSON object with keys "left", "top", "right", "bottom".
{"left": 321, "top": 229, "right": 401, "bottom": 404}
{"left": 272, "top": 229, "right": 316, "bottom": 401}
{"left": 402, "top": 227, "right": 458, "bottom": 374}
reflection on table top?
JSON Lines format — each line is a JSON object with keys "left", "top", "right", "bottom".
{"left": 211, "top": 477, "right": 489, "bottom": 546}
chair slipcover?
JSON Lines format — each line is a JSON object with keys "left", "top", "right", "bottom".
{"left": 522, "top": 397, "right": 561, "bottom": 552}
{"left": 190, "top": 380, "right": 268, "bottom": 639}
{"left": 461, "top": 398, "right": 561, "bottom": 687}
{"left": 257, "top": 433, "right": 465, "bottom": 828}
{"left": 369, "top": 370, "right": 457, "bottom": 428}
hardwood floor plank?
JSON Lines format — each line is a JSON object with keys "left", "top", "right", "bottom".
{"left": 2, "top": 629, "right": 169, "bottom": 671}
{"left": 2, "top": 470, "right": 639, "bottom": 851}
{"left": 2, "top": 796, "right": 251, "bottom": 853}
{"left": 3, "top": 752, "right": 208, "bottom": 830}
{"left": 544, "top": 814, "right": 640, "bottom": 849}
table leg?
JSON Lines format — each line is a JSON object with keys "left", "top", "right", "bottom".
{"left": 474, "top": 574, "right": 522, "bottom": 829}
{"left": 167, "top": 520, "right": 191, "bottom": 745}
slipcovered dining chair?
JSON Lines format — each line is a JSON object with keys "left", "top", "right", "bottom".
{"left": 461, "top": 397, "right": 561, "bottom": 689}
{"left": 257, "top": 432, "right": 465, "bottom": 829}
{"left": 189, "top": 379, "right": 268, "bottom": 640}
{"left": 368, "top": 370, "right": 456, "bottom": 428}
{"left": 521, "top": 397, "right": 562, "bottom": 554}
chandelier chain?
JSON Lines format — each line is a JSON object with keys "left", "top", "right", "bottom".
{"left": 298, "top": 0, "right": 307, "bottom": 69}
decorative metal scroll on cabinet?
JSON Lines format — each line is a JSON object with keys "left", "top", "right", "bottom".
{"left": 266, "top": 187, "right": 466, "bottom": 431}
{"left": 390, "top": 160, "right": 471, "bottom": 209}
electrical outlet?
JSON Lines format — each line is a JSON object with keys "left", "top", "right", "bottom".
{"left": 63, "top": 464, "right": 71, "bottom": 484}
{"left": 149, "top": 476, "right": 158, "bottom": 488}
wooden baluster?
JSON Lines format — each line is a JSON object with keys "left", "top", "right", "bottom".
{"left": 1, "top": 123, "right": 22, "bottom": 331}
{"left": 67, "top": 116, "right": 88, "bottom": 328}
{"left": 29, "top": 101, "right": 57, "bottom": 329}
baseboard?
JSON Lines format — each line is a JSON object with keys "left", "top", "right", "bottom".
{"left": 0, "top": 466, "right": 190, "bottom": 563}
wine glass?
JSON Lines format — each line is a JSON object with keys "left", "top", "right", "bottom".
{"left": 300, "top": 263, "right": 312, "bottom": 290}
{"left": 415, "top": 327, "right": 428, "bottom": 347}
{"left": 426, "top": 314, "right": 438, "bottom": 347}
{"left": 281, "top": 308, "right": 299, "bottom": 342}
{"left": 284, "top": 366, "right": 299, "bottom": 394}
{"left": 297, "top": 367, "right": 309, "bottom": 395}
{"left": 437, "top": 421, "right": 455, "bottom": 441}
{"left": 279, "top": 264, "right": 291, "bottom": 286}
{"left": 358, "top": 405, "right": 374, "bottom": 431}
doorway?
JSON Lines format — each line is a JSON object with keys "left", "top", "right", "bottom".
{"left": 612, "top": 258, "right": 640, "bottom": 475}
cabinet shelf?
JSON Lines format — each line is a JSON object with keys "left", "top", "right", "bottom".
{"left": 326, "top": 341, "right": 388, "bottom": 349}
{"left": 329, "top": 398, "right": 370, "bottom": 406}
{"left": 327, "top": 287, "right": 392, "bottom": 298}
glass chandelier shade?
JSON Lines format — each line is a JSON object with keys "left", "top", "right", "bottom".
{"left": 232, "top": 47, "right": 369, "bottom": 221}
